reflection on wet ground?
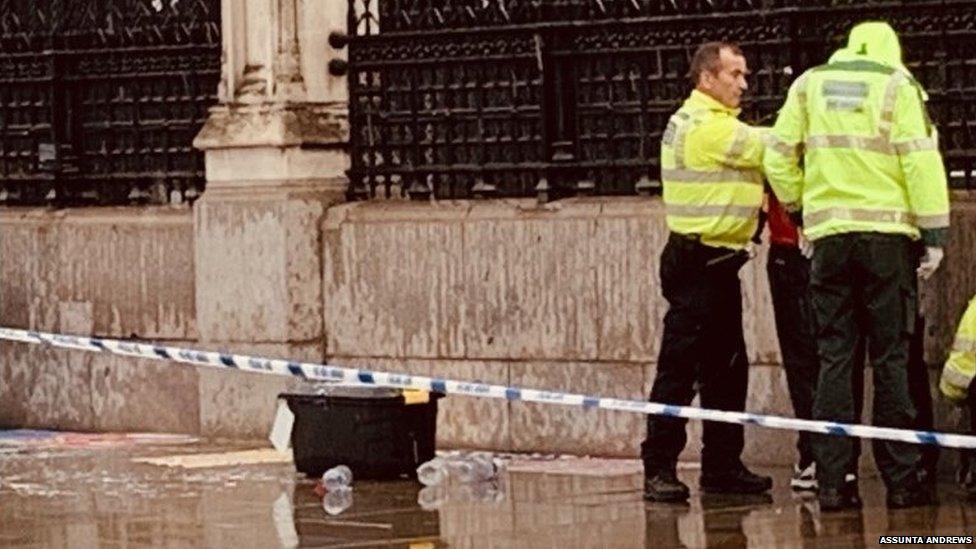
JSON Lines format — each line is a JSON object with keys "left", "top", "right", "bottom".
{"left": 2, "top": 438, "right": 976, "bottom": 548}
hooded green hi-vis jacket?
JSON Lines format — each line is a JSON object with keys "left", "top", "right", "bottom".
{"left": 764, "top": 21, "right": 950, "bottom": 246}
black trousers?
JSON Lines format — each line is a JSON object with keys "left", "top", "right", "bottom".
{"left": 908, "top": 314, "right": 940, "bottom": 478}
{"left": 768, "top": 245, "right": 831, "bottom": 469}
{"left": 809, "top": 233, "right": 920, "bottom": 491}
{"left": 771, "top": 243, "right": 937, "bottom": 477}
{"left": 642, "top": 233, "right": 750, "bottom": 475}
{"left": 768, "top": 245, "right": 865, "bottom": 470}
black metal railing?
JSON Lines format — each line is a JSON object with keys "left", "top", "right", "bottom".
{"left": 343, "top": 0, "right": 976, "bottom": 200}
{"left": 0, "top": 0, "right": 220, "bottom": 206}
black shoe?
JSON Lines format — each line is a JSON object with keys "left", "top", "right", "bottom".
{"left": 887, "top": 487, "right": 932, "bottom": 509}
{"left": 644, "top": 471, "right": 690, "bottom": 502}
{"left": 700, "top": 464, "right": 772, "bottom": 495}
{"left": 843, "top": 473, "right": 863, "bottom": 509}
{"left": 818, "top": 488, "right": 851, "bottom": 512}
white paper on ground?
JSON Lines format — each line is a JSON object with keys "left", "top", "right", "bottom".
{"left": 132, "top": 448, "right": 293, "bottom": 468}
{"left": 272, "top": 492, "right": 299, "bottom": 548}
{"left": 269, "top": 399, "right": 295, "bottom": 453}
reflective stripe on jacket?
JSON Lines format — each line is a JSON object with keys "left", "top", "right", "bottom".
{"left": 940, "top": 296, "right": 976, "bottom": 403}
{"left": 661, "top": 90, "right": 765, "bottom": 250}
{"left": 763, "top": 22, "right": 950, "bottom": 246}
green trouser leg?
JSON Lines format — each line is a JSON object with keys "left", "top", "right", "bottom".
{"left": 810, "top": 233, "right": 920, "bottom": 491}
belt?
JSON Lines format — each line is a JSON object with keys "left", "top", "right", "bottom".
{"left": 670, "top": 232, "right": 702, "bottom": 244}
{"left": 668, "top": 232, "right": 747, "bottom": 267}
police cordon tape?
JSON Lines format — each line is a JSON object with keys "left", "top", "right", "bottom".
{"left": 3, "top": 326, "right": 976, "bottom": 449}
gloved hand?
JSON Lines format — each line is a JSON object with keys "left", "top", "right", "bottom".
{"left": 798, "top": 231, "right": 814, "bottom": 259}
{"left": 917, "top": 246, "right": 944, "bottom": 280}
{"left": 744, "top": 241, "right": 758, "bottom": 260}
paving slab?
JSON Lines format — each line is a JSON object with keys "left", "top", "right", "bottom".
{"left": 2, "top": 434, "right": 976, "bottom": 547}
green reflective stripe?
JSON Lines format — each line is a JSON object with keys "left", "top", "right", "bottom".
{"left": 805, "top": 207, "right": 914, "bottom": 228}
{"left": 764, "top": 133, "right": 800, "bottom": 158}
{"left": 806, "top": 207, "right": 948, "bottom": 229}
{"left": 893, "top": 137, "right": 937, "bottom": 154}
{"left": 942, "top": 367, "right": 974, "bottom": 388}
{"left": 916, "top": 213, "right": 950, "bottom": 229}
{"left": 662, "top": 168, "right": 763, "bottom": 185}
{"left": 952, "top": 336, "right": 976, "bottom": 355}
{"left": 812, "top": 60, "right": 896, "bottom": 76}
{"left": 666, "top": 203, "right": 759, "bottom": 219}
{"left": 823, "top": 80, "right": 869, "bottom": 98}
{"left": 879, "top": 72, "right": 906, "bottom": 137}
{"left": 806, "top": 134, "right": 894, "bottom": 155}
{"left": 806, "top": 134, "right": 893, "bottom": 154}
{"left": 727, "top": 124, "right": 750, "bottom": 160}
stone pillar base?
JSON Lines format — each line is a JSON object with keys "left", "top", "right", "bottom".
{"left": 193, "top": 101, "right": 349, "bottom": 437}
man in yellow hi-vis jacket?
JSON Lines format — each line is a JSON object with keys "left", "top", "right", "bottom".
{"left": 641, "top": 41, "right": 772, "bottom": 502}
{"left": 940, "top": 295, "right": 976, "bottom": 496}
{"left": 764, "top": 21, "right": 950, "bottom": 511}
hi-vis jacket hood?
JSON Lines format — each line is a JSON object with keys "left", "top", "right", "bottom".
{"left": 832, "top": 21, "right": 928, "bottom": 101}
{"left": 763, "top": 18, "right": 950, "bottom": 246}
{"left": 829, "top": 21, "right": 910, "bottom": 75}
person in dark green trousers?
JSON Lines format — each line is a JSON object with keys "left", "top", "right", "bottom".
{"left": 764, "top": 22, "right": 949, "bottom": 511}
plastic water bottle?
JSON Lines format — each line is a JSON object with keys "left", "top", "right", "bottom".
{"left": 323, "top": 487, "right": 353, "bottom": 515}
{"left": 417, "top": 457, "right": 449, "bottom": 486}
{"left": 449, "top": 453, "right": 497, "bottom": 483}
{"left": 417, "top": 485, "right": 446, "bottom": 510}
{"left": 469, "top": 479, "right": 505, "bottom": 503}
{"left": 322, "top": 465, "right": 353, "bottom": 491}
{"left": 417, "top": 453, "right": 502, "bottom": 486}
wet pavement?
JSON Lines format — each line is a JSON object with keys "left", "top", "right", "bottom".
{"left": 2, "top": 434, "right": 976, "bottom": 548}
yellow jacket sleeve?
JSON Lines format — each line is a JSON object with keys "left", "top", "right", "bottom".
{"left": 892, "top": 81, "right": 950, "bottom": 247}
{"left": 940, "top": 296, "right": 976, "bottom": 404}
{"left": 686, "top": 116, "right": 765, "bottom": 170}
{"left": 763, "top": 74, "right": 808, "bottom": 212}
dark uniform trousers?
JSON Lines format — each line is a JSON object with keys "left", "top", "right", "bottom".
{"left": 642, "top": 232, "right": 750, "bottom": 476}
{"left": 768, "top": 246, "right": 937, "bottom": 473}
{"left": 809, "top": 233, "right": 921, "bottom": 491}
{"left": 770, "top": 245, "right": 874, "bottom": 473}
{"left": 768, "top": 244, "right": 828, "bottom": 469}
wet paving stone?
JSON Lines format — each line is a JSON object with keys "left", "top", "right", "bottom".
{"left": 2, "top": 437, "right": 976, "bottom": 547}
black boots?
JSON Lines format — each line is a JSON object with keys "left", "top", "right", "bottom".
{"left": 818, "top": 475, "right": 862, "bottom": 512}
{"left": 645, "top": 463, "right": 773, "bottom": 503}
{"left": 644, "top": 470, "right": 691, "bottom": 502}
{"left": 887, "top": 488, "right": 932, "bottom": 509}
{"left": 700, "top": 464, "right": 773, "bottom": 495}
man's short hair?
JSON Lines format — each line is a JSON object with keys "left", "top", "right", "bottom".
{"left": 689, "top": 42, "right": 744, "bottom": 86}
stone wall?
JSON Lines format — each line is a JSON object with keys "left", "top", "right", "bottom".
{"left": 0, "top": 207, "right": 196, "bottom": 338}
{"left": 2, "top": 196, "right": 975, "bottom": 467}
{"left": 0, "top": 207, "right": 198, "bottom": 432}
{"left": 322, "top": 195, "right": 976, "bottom": 464}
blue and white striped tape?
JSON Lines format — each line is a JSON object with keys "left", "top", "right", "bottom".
{"left": 2, "top": 326, "right": 975, "bottom": 449}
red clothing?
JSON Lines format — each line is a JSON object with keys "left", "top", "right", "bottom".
{"left": 767, "top": 192, "right": 799, "bottom": 247}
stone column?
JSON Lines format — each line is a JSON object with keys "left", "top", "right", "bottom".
{"left": 192, "top": 0, "right": 349, "bottom": 438}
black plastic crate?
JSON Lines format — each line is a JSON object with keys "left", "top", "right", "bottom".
{"left": 281, "top": 386, "right": 443, "bottom": 480}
